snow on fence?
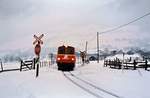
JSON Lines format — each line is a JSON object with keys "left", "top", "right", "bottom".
{"left": 104, "top": 58, "right": 150, "bottom": 70}
{"left": 104, "top": 59, "right": 122, "bottom": 69}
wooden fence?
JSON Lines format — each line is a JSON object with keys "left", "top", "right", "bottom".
{"left": 104, "top": 59, "right": 150, "bottom": 70}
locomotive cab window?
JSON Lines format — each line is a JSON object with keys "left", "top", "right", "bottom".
{"left": 58, "top": 46, "right": 75, "bottom": 54}
{"left": 66, "top": 46, "right": 75, "bottom": 54}
{"left": 58, "top": 46, "right": 65, "bottom": 54}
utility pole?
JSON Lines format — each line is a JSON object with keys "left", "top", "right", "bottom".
{"left": 85, "top": 41, "right": 88, "bottom": 54}
{"left": 85, "top": 41, "right": 88, "bottom": 61}
{"left": 97, "top": 32, "right": 100, "bottom": 63}
{"left": 50, "top": 53, "right": 54, "bottom": 65}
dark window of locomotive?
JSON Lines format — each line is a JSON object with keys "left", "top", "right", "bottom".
{"left": 66, "top": 46, "right": 75, "bottom": 54}
{"left": 58, "top": 46, "right": 65, "bottom": 54}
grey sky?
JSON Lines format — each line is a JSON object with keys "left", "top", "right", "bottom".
{"left": 0, "top": 0, "right": 150, "bottom": 52}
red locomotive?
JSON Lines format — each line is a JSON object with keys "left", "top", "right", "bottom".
{"left": 56, "top": 45, "right": 76, "bottom": 71}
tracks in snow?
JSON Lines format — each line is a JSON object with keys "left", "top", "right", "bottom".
{"left": 63, "top": 71, "right": 123, "bottom": 98}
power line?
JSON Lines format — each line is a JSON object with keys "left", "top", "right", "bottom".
{"left": 79, "top": 11, "right": 150, "bottom": 52}
{"left": 88, "top": 11, "right": 150, "bottom": 49}
{"left": 100, "top": 11, "right": 150, "bottom": 34}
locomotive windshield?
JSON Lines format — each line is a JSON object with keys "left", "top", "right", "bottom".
{"left": 66, "top": 46, "right": 75, "bottom": 54}
{"left": 58, "top": 46, "right": 75, "bottom": 54}
{"left": 58, "top": 46, "right": 65, "bottom": 54}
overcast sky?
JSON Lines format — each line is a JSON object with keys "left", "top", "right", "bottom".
{"left": 0, "top": 0, "right": 150, "bottom": 52}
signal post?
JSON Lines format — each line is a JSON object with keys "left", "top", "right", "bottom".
{"left": 33, "top": 34, "right": 44, "bottom": 77}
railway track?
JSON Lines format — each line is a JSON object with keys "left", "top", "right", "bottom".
{"left": 63, "top": 72, "right": 123, "bottom": 98}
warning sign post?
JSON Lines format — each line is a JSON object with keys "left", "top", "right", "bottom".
{"left": 33, "top": 34, "right": 44, "bottom": 77}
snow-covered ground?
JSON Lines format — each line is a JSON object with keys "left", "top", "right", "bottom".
{"left": 0, "top": 61, "right": 150, "bottom": 98}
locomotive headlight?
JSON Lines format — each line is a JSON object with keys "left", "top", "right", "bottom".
{"left": 57, "top": 58, "right": 61, "bottom": 60}
{"left": 72, "top": 58, "right": 75, "bottom": 61}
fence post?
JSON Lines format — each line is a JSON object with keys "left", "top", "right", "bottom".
{"left": 118, "top": 60, "right": 121, "bottom": 69}
{"left": 103, "top": 60, "right": 106, "bottom": 67}
{"left": 0, "top": 59, "right": 3, "bottom": 72}
{"left": 145, "top": 59, "right": 148, "bottom": 70}
{"left": 133, "top": 60, "right": 136, "bottom": 70}
{"left": 20, "top": 60, "right": 23, "bottom": 71}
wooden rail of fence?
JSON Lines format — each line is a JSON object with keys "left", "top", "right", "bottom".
{"left": 20, "top": 58, "right": 56, "bottom": 71}
{"left": 104, "top": 59, "right": 122, "bottom": 69}
{"left": 20, "top": 59, "right": 34, "bottom": 71}
{"left": 104, "top": 59, "right": 150, "bottom": 70}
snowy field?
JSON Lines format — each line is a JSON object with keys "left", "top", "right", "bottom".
{"left": 0, "top": 61, "right": 150, "bottom": 98}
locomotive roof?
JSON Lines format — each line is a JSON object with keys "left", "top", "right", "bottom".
{"left": 58, "top": 45, "right": 74, "bottom": 48}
